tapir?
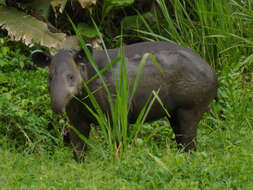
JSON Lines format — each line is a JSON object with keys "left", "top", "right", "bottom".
{"left": 31, "top": 41, "right": 218, "bottom": 161}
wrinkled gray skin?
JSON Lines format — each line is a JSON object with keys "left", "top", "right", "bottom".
{"left": 32, "top": 41, "right": 218, "bottom": 162}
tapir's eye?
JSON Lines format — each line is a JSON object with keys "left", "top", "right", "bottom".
{"left": 67, "top": 74, "right": 75, "bottom": 82}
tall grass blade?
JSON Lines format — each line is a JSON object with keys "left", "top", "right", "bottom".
{"left": 152, "top": 90, "right": 170, "bottom": 118}
{"left": 68, "top": 125, "right": 96, "bottom": 150}
{"left": 91, "top": 17, "right": 111, "bottom": 63}
{"left": 87, "top": 57, "right": 121, "bottom": 84}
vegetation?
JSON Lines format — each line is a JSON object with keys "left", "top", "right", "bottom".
{"left": 0, "top": 0, "right": 253, "bottom": 189}
{"left": 0, "top": 0, "right": 152, "bottom": 50}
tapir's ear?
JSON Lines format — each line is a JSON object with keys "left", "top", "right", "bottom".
{"left": 31, "top": 50, "right": 51, "bottom": 68}
{"left": 79, "top": 62, "right": 89, "bottom": 81}
{"left": 86, "top": 43, "right": 93, "bottom": 54}
{"left": 74, "top": 44, "right": 93, "bottom": 62}
{"left": 86, "top": 44, "right": 93, "bottom": 54}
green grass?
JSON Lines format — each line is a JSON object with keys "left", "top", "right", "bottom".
{"left": 1, "top": 110, "right": 253, "bottom": 189}
{"left": 137, "top": 0, "right": 253, "bottom": 69}
{"left": 0, "top": 60, "right": 252, "bottom": 189}
{"left": 1, "top": 0, "right": 253, "bottom": 189}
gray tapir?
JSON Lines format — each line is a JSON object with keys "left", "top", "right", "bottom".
{"left": 31, "top": 41, "right": 218, "bottom": 161}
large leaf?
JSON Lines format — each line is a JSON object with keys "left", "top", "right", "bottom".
{"left": 104, "top": 0, "right": 134, "bottom": 7}
{"left": 103, "top": 0, "right": 134, "bottom": 15}
{"left": 77, "top": 23, "right": 98, "bottom": 38}
{"left": 23, "top": 0, "right": 52, "bottom": 20}
{"left": 121, "top": 12, "right": 152, "bottom": 31}
{"left": 0, "top": 7, "right": 66, "bottom": 49}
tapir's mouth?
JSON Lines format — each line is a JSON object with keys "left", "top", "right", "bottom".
{"left": 50, "top": 95, "right": 70, "bottom": 114}
{"left": 51, "top": 104, "right": 66, "bottom": 114}
{"left": 49, "top": 84, "right": 80, "bottom": 114}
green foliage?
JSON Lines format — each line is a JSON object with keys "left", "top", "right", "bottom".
{"left": 0, "top": 0, "right": 253, "bottom": 188}
{"left": 0, "top": 0, "right": 6, "bottom": 5}
{"left": 1, "top": 58, "right": 251, "bottom": 188}
{"left": 0, "top": 68, "right": 63, "bottom": 152}
{"left": 77, "top": 23, "right": 98, "bottom": 38}
{"left": 67, "top": 0, "right": 253, "bottom": 160}
{"left": 0, "top": 0, "right": 142, "bottom": 51}
{"left": 103, "top": 0, "right": 135, "bottom": 15}
{"left": 121, "top": 12, "right": 153, "bottom": 32}
{"left": 0, "top": 34, "right": 64, "bottom": 152}
{"left": 0, "top": 92, "right": 253, "bottom": 189}
{"left": 22, "top": 0, "right": 52, "bottom": 19}
{"left": 137, "top": 0, "right": 253, "bottom": 69}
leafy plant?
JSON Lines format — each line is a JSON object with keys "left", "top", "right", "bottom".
{"left": 77, "top": 23, "right": 98, "bottom": 39}
{"left": 0, "top": 3, "right": 253, "bottom": 189}
{"left": 102, "top": 0, "right": 135, "bottom": 17}
{"left": 0, "top": 0, "right": 143, "bottom": 52}
{"left": 121, "top": 12, "right": 153, "bottom": 32}
{"left": 0, "top": 34, "right": 64, "bottom": 152}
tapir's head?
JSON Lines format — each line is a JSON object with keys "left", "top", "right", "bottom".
{"left": 31, "top": 47, "right": 92, "bottom": 113}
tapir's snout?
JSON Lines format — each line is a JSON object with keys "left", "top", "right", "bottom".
{"left": 50, "top": 91, "right": 69, "bottom": 113}
{"left": 51, "top": 101, "right": 66, "bottom": 113}
{"left": 49, "top": 74, "right": 77, "bottom": 114}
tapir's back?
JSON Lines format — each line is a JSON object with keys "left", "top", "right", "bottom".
{"left": 124, "top": 45, "right": 218, "bottom": 121}
{"left": 92, "top": 41, "right": 218, "bottom": 122}
{"left": 94, "top": 41, "right": 202, "bottom": 65}
{"left": 93, "top": 41, "right": 217, "bottom": 99}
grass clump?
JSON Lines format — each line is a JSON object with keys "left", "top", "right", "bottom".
{"left": 138, "top": 0, "right": 253, "bottom": 69}
{"left": 69, "top": 17, "right": 166, "bottom": 159}
{"left": 1, "top": 102, "right": 253, "bottom": 190}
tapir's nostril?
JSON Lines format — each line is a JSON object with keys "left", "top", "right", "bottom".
{"left": 50, "top": 93, "right": 68, "bottom": 114}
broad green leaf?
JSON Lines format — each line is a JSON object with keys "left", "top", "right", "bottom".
{"left": 0, "top": 73, "right": 8, "bottom": 84}
{"left": 0, "top": 59, "right": 8, "bottom": 67}
{"left": 1, "top": 46, "right": 10, "bottom": 56}
{"left": 121, "top": 12, "right": 152, "bottom": 31}
{"left": 104, "top": 0, "right": 134, "bottom": 7}
{"left": 0, "top": 7, "right": 66, "bottom": 49}
{"left": 23, "top": 0, "right": 52, "bottom": 20}
{"left": 103, "top": 0, "right": 134, "bottom": 15}
{"left": 77, "top": 23, "right": 98, "bottom": 38}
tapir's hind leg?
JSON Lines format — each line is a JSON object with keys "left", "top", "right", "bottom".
{"left": 169, "top": 106, "right": 207, "bottom": 152}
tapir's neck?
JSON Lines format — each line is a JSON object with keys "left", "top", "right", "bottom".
{"left": 79, "top": 53, "right": 110, "bottom": 82}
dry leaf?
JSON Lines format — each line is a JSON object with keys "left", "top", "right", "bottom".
{"left": 0, "top": 7, "right": 66, "bottom": 49}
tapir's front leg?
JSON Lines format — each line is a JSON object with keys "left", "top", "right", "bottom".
{"left": 68, "top": 119, "right": 91, "bottom": 162}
